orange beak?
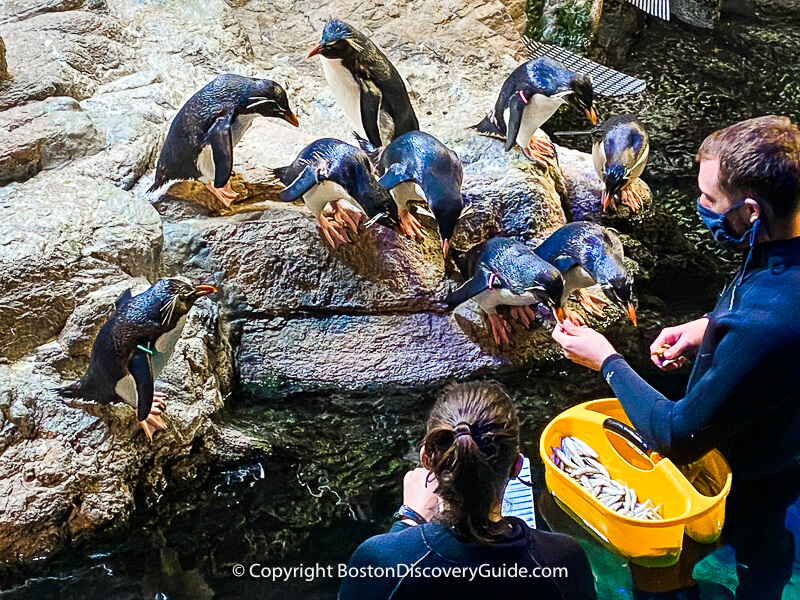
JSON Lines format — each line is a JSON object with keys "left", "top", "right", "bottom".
{"left": 283, "top": 111, "right": 299, "bottom": 127}
{"left": 625, "top": 303, "right": 637, "bottom": 326}
{"left": 585, "top": 106, "right": 598, "bottom": 125}
{"left": 555, "top": 306, "right": 566, "bottom": 323}
{"left": 308, "top": 44, "right": 322, "bottom": 58}
{"left": 193, "top": 284, "right": 217, "bottom": 298}
{"left": 441, "top": 239, "right": 450, "bottom": 258}
{"left": 601, "top": 190, "right": 612, "bottom": 212}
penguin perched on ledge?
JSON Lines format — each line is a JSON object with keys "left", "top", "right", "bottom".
{"left": 309, "top": 19, "right": 419, "bottom": 148}
{"left": 447, "top": 238, "right": 565, "bottom": 347}
{"left": 592, "top": 114, "right": 650, "bottom": 212}
{"left": 58, "top": 278, "right": 216, "bottom": 441}
{"left": 534, "top": 221, "right": 636, "bottom": 325}
{"left": 149, "top": 74, "right": 299, "bottom": 209}
{"left": 356, "top": 131, "right": 464, "bottom": 256}
{"left": 271, "top": 138, "right": 399, "bottom": 248}
{"left": 473, "top": 57, "right": 597, "bottom": 168}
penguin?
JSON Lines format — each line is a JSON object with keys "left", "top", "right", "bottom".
{"left": 271, "top": 138, "right": 399, "bottom": 248}
{"left": 591, "top": 114, "right": 649, "bottom": 212}
{"left": 355, "top": 131, "right": 464, "bottom": 256}
{"left": 149, "top": 74, "right": 299, "bottom": 209}
{"left": 447, "top": 237, "right": 565, "bottom": 347}
{"left": 534, "top": 221, "right": 636, "bottom": 325}
{"left": 58, "top": 278, "right": 216, "bottom": 441}
{"left": 473, "top": 57, "right": 597, "bottom": 168}
{"left": 308, "top": 19, "right": 419, "bottom": 148}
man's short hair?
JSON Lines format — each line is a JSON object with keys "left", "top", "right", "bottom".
{"left": 697, "top": 116, "right": 800, "bottom": 218}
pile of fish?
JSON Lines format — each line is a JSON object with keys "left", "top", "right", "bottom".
{"left": 551, "top": 435, "right": 663, "bottom": 521}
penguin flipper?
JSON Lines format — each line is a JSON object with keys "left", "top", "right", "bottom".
{"left": 504, "top": 94, "right": 526, "bottom": 152}
{"left": 278, "top": 166, "right": 319, "bottom": 202}
{"left": 358, "top": 78, "right": 383, "bottom": 148}
{"left": 207, "top": 112, "right": 235, "bottom": 189}
{"left": 547, "top": 254, "right": 580, "bottom": 274}
{"left": 129, "top": 349, "right": 155, "bottom": 422}
{"left": 446, "top": 266, "right": 494, "bottom": 308}
{"left": 378, "top": 164, "right": 413, "bottom": 190}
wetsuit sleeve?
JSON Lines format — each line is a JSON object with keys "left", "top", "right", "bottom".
{"left": 600, "top": 318, "right": 800, "bottom": 464}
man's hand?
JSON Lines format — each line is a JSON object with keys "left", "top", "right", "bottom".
{"left": 552, "top": 320, "right": 618, "bottom": 371}
{"left": 403, "top": 467, "right": 439, "bottom": 522}
{"left": 650, "top": 318, "right": 709, "bottom": 371}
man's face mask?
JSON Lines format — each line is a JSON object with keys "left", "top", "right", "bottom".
{"left": 696, "top": 199, "right": 761, "bottom": 252}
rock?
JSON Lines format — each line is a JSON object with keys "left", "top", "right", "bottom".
{"left": 540, "top": 0, "right": 604, "bottom": 53}
{"left": 0, "top": 173, "right": 162, "bottom": 362}
{"left": 0, "top": 96, "right": 104, "bottom": 186}
{"left": 0, "top": 35, "right": 7, "bottom": 80}
{"left": 0, "top": 0, "right": 106, "bottom": 25}
{"left": 672, "top": 0, "right": 722, "bottom": 28}
{"left": 589, "top": 0, "right": 643, "bottom": 66}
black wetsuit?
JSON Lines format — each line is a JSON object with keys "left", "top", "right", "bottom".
{"left": 600, "top": 236, "right": 800, "bottom": 599}
{"left": 338, "top": 517, "right": 597, "bottom": 600}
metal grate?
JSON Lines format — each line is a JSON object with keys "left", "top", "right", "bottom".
{"left": 522, "top": 37, "right": 647, "bottom": 97}
{"left": 625, "top": 0, "right": 670, "bottom": 20}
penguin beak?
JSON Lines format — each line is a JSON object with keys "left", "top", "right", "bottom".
{"left": 283, "top": 111, "right": 300, "bottom": 127}
{"left": 601, "top": 190, "right": 612, "bottom": 211}
{"left": 625, "top": 302, "right": 637, "bottom": 326}
{"left": 554, "top": 305, "right": 566, "bottom": 323}
{"left": 193, "top": 284, "right": 217, "bottom": 298}
{"left": 308, "top": 44, "right": 323, "bottom": 58}
{"left": 585, "top": 107, "right": 598, "bottom": 125}
{"left": 441, "top": 239, "right": 450, "bottom": 258}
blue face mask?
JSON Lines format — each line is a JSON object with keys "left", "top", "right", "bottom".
{"left": 696, "top": 199, "right": 760, "bottom": 252}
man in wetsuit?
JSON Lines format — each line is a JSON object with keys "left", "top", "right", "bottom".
{"left": 552, "top": 115, "right": 800, "bottom": 600}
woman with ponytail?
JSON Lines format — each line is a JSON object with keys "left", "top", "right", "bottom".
{"left": 339, "top": 381, "right": 596, "bottom": 600}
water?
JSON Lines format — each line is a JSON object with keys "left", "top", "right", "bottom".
{"left": 2, "top": 1, "right": 800, "bottom": 597}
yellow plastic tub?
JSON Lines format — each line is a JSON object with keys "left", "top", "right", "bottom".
{"left": 539, "top": 398, "right": 732, "bottom": 567}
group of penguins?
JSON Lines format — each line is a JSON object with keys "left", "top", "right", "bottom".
{"left": 59, "top": 19, "right": 646, "bottom": 441}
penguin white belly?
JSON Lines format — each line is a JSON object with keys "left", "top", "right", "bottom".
{"left": 592, "top": 141, "right": 606, "bottom": 180}
{"left": 152, "top": 314, "right": 187, "bottom": 379}
{"left": 474, "top": 288, "right": 537, "bottom": 313}
{"left": 506, "top": 95, "right": 566, "bottom": 148}
{"left": 196, "top": 145, "right": 215, "bottom": 184}
{"left": 115, "top": 374, "right": 138, "bottom": 409}
{"left": 303, "top": 180, "right": 359, "bottom": 218}
{"left": 563, "top": 266, "right": 597, "bottom": 301}
{"left": 390, "top": 181, "right": 425, "bottom": 212}
{"left": 320, "top": 57, "right": 366, "bottom": 137}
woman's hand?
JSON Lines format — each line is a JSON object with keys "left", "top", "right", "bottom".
{"left": 649, "top": 318, "right": 709, "bottom": 371}
{"left": 402, "top": 467, "right": 439, "bottom": 522}
{"left": 551, "top": 320, "right": 618, "bottom": 371}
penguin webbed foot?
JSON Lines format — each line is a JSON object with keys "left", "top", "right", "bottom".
{"left": 399, "top": 209, "right": 425, "bottom": 240}
{"left": 317, "top": 214, "right": 351, "bottom": 249}
{"left": 573, "top": 289, "right": 609, "bottom": 318}
{"left": 509, "top": 305, "right": 537, "bottom": 329}
{"left": 331, "top": 201, "right": 363, "bottom": 233}
{"left": 523, "top": 134, "right": 556, "bottom": 170}
{"left": 620, "top": 186, "right": 644, "bottom": 212}
{"left": 205, "top": 181, "right": 238, "bottom": 208}
{"left": 487, "top": 312, "right": 513, "bottom": 348}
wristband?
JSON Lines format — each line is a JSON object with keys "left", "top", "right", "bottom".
{"left": 392, "top": 504, "right": 427, "bottom": 525}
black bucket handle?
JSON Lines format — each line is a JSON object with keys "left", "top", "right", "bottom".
{"left": 603, "top": 417, "right": 655, "bottom": 458}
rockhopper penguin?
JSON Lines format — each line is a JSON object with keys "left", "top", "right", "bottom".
{"left": 309, "top": 19, "right": 419, "bottom": 148}
{"left": 447, "top": 237, "right": 565, "bottom": 347}
{"left": 58, "top": 278, "right": 216, "bottom": 441}
{"left": 473, "top": 57, "right": 597, "bottom": 168}
{"left": 356, "top": 131, "right": 464, "bottom": 256}
{"left": 591, "top": 114, "right": 649, "bottom": 212}
{"left": 271, "top": 138, "right": 399, "bottom": 248}
{"left": 149, "top": 74, "right": 299, "bottom": 209}
{"left": 534, "top": 221, "right": 636, "bottom": 325}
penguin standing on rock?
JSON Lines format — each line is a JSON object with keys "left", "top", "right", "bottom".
{"left": 356, "top": 131, "right": 464, "bottom": 256}
{"left": 58, "top": 278, "right": 216, "bottom": 441}
{"left": 271, "top": 138, "right": 399, "bottom": 248}
{"left": 309, "top": 19, "right": 419, "bottom": 147}
{"left": 149, "top": 74, "right": 299, "bottom": 209}
{"left": 447, "top": 238, "right": 565, "bottom": 348}
{"left": 473, "top": 57, "right": 597, "bottom": 168}
{"left": 592, "top": 114, "right": 649, "bottom": 212}
{"left": 534, "top": 221, "right": 636, "bottom": 325}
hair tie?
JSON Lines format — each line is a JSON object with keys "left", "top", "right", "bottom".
{"left": 454, "top": 421, "right": 472, "bottom": 439}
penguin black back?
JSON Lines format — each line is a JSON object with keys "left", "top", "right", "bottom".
{"left": 149, "top": 74, "right": 298, "bottom": 191}
{"left": 309, "top": 19, "right": 419, "bottom": 147}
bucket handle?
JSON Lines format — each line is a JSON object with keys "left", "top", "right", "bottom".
{"left": 603, "top": 417, "right": 657, "bottom": 460}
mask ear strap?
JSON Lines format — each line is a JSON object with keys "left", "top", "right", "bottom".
{"left": 738, "top": 217, "right": 762, "bottom": 287}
